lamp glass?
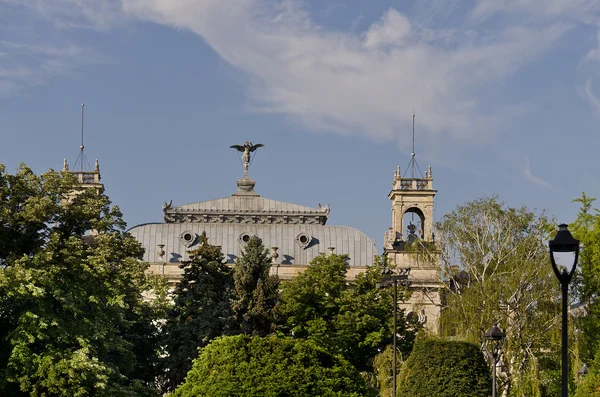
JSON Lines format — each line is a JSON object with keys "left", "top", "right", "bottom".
{"left": 552, "top": 251, "right": 578, "bottom": 275}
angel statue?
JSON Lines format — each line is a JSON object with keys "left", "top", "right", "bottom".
{"left": 230, "top": 142, "right": 264, "bottom": 176}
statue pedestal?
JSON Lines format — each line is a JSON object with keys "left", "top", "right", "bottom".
{"left": 233, "top": 176, "right": 259, "bottom": 196}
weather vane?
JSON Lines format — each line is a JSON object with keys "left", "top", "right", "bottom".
{"left": 230, "top": 141, "right": 264, "bottom": 177}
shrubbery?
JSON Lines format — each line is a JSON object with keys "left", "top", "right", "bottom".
{"left": 171, "top": 334, "right": 373, "bottom": 397}
{"left": 397, "top": 338, "right": 491, "bottom": 397}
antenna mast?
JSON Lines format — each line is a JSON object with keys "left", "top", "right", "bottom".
{"left": 403, "top": 111, "right": 423, "bottom": 179}
{"left": 411, "top": 111, "right": 415, "bottom": 179}
{"left": 73, "top": 102, "right": 91, "bottom": 172}
{"left": 80, "top": 103, "right": 84, "bottom": 172}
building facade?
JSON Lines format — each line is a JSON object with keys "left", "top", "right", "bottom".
{"left": 65, "top": 142, "right": 443, "bottom": 332}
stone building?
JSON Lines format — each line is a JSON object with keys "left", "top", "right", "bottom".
{"left": 383, "top": 164, "right": 442, "bottom": 332}
{"left": 65, "top": 141, "right": 443, "bottom": 332}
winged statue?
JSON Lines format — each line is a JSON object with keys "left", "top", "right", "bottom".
{"left": 230, "top": 142, "right": 264, "bottom": 176}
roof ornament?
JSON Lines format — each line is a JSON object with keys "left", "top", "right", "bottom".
{"left": 230, "top": 142, "right": 264, "bottom": 178}
{"left": 230, "top": 142, "right": 264, "bottom": 196}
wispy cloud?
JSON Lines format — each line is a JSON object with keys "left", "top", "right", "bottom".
{"left": 522, "top": 156, "right": 557, "bottom": 190}
{"left": 578, "top": 80, "right": 600, "bottom": 116}
{"left": 0, "top": 40, "right": 101, "bottom": 96}
{"left": 115, "top": 0, "right": 574, "bottom": 146}
{"left": 2, "top": 0, "right": 599, "bottom": 152}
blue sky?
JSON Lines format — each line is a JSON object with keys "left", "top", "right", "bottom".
{"left": 1, "top": 0, "right": 599, "bottom": 250}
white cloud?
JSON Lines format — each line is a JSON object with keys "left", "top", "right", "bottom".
{"left": 363, "top": 9, "right": 411, "bottom": 48}
{"left": 471, "top": 0, "right": 600, "bottom": 24}
{"left": 0, "top": 0, "right": 595, "bottom": 149}
{"left": 578, "top": 80, "right": 600, "bottom": 115}
{"left": 0, "top": 40, "right": 100, "bottom": 96}
{"left": 115, "top": 0, "right": 576, "bottom": 145}
{"left": 585, "top": 31, "right": 600, "bottom": 61}
{"left": 522, "top": 156, "right": 556, "bottom": 190}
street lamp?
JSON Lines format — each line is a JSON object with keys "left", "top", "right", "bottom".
{"left": 377, "top": 266, "right": 411, "bottom": 397}
{"left": 484, "top": 323, "right": 506, "bottom": 397}
{"left": 549, "top": 223, "right": 580, "bottom": 397}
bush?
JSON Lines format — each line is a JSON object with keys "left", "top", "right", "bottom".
{"left": 171, "top": 335, "right": 372, "bottom": 397}
{"left": 397, "top": 338, "right": 491, "bottom": 397}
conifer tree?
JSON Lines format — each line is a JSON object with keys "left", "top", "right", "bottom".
{"left": 231, "top": 236, "right": 280, "bottom": 336}
{"left": 161, "top": 232, "right": 233, "bottom": 392}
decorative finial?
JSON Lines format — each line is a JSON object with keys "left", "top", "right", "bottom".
{"left": 95, "top": 159, "right": 99, "bottom": 172}
{"left": 230, "top": 142, "right": 264, "bottom": 178}
{"left": 63, "top": 158, "right": 69, "bottom": 171}
{"left": 427, "top": 165, "right": 432, "bottom": 178}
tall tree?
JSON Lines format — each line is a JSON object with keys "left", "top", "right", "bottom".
{"left": 231, "top": 236, "right": 280, "bottom": 336}
{"left": 571, "top": 193, "right": 600, "bottom": 362}
{"left": 281, "top": 253, "right": 414, "bottom": 372}
{"left": 161, "top": 232, "right": 233, "bottom": 392}
{"left": 429, "top": 196, "right": 560, "bottom": 396}
{"left": 0, "top": 164, "right": 163, "bottom": 397}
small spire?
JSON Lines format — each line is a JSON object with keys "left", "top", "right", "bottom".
{"left": 63, "top": 158, "right": 69, "bottom": 171}
{"left": 95, "top": 159, "right": 99, "bottom": 172}
{"left": 427, "top": 165, "right": 432, "bottom": 178}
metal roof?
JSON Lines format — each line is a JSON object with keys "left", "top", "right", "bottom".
{"left": 128, "top": 222, "right": 377, "bottom": 267}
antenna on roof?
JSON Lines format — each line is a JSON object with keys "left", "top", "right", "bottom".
{"left": 412, "top": 111, "right": 415, "bottom": 179}
{"left": 403, "top": 111, "right": 423, "bottom": 179}
{"left": 73, "top": 102, "right": 91, "bottom": 172}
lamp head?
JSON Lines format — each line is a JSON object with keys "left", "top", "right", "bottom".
{"left": 484, "top": 323, "right": 506, "bottom": 342}
{"left": 549, "top": 224, "right": 579, "bottom": 253}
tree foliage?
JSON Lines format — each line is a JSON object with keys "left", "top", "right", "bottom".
{"left": 280, "top": 253, "right": 415, "bottom": 372}
{"left": 429, "top": 196, "right": 560, "bottom": 396}
{"left": 0, "top": 164, "right": 163, "bottom": 396}
{"left": 574, "top": 350, "right": 600, "bottom": 397}
{"left": 397, "top": 338, "right": 491, "bottom": 397}
{"left": 231, "top": 236, "right": 280, "bottom": 336}
{"left": 571, "top": 193, "right": 600, "bottom": 362}
{"left": 161, "top": 232, "right": 233, "bottom": 392}
{"left": 170, "top": 334, "right": 372, "bottom": 397}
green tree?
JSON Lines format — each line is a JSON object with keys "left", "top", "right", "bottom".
{"left": 0, "top": 164, "right": 163, "bottom": 396}
{"left": 574, "top": 350, "right": 600, "bottom": 397}
{"left": 231, "top": 236, "right": 280, "bottom": 336}
{"left": 430, "top": 196, "right": 560, "bottom": 396}
{"left": 170, "top": 334, "right": 372, "bottom": 397}
{"left": 397, "top": 338, "right": 491, "bottom": 397}
{"left": 161, "top": 232, "right": 233, "bottom": 392}
{"left": 281, "top": 253, "right": 414, "bottom": 372}
{"left": 571, "top": 193, "right": 600, "bottom": 362}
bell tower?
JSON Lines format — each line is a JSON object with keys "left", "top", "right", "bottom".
{"left": 384, "top": 114, "right": 442, "bottom": 332}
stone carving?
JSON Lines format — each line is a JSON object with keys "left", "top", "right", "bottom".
{"left": 230, "top": 142, "right": 264, "bottom": 177}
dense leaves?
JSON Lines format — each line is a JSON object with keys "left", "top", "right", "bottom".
{"left": 397, "top": 338, "right": 491, "bottom": 397}
{"left": 171, "top": 335, "right": 372, "bottom": 397}
{"left": 281, "top": 253, "right": 414, "bottom": 372}
{"left": 161, "top": 232, "right": 234, "bottom": 392}
{"left": 0, "top": 164, "right": 163, "bottom": 396}
{"left": 231, "top": 236, "right": 280, "bottom": 336}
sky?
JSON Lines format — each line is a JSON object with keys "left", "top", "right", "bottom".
{"left": 0, "top": 0, "right": 599, "bottom": 251}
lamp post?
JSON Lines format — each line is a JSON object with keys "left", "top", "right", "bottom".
{"left": 377, "top": 267, "right": 411, "bottom": 397}
{"left": 484, "top": 323, "right": 506, "bottom": 397}
{"left": 549, "top": 223, "right": 580, "bottom": 397}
